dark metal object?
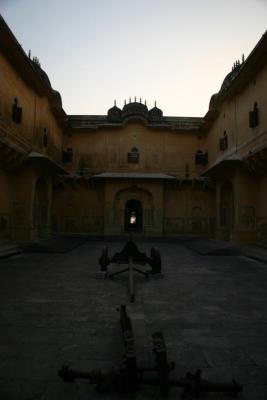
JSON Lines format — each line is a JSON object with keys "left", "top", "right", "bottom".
{"left": 119, "top": 304, "right": 138, "bottom": 388}
{"left": 99, "top": 235, "right": 161, "bottom": 273}
{"left": 98, "top": 236, "right": 162, "bottom": 302}
{"left": 58, "top": 305, "right": 243, "bottom": 398}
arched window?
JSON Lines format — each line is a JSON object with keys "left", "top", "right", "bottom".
{"left": 128, "top": 147, "right": 139, "bottom": 164}
{"left": 195, "top": 150, "right": 208, "bottom": 166}
{"left": 62, "top": 148, "right": 73, "bottom": 163}
{"left": 249, "top": 102, "right": 259, "bottom": 128}
{"left": 43, "top": 128, "right": 48, "bottom": 147}
{"left": 219, "top": 131, "right": 228, "bottom": 151}
{"left": 12, "top": 97, "right": 22, "bottom": 124}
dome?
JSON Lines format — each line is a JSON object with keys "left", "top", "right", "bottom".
{"left": 122, "top": 101, "right": 148, "bottom": 120}
{"left": 107, "top": 104, "right": 122, "bottom": 122}
{"left": 148, "top": 104, "right": 163, "bottom": 120}
{"left": 52, "top": 90, "right": 62, "bottom": 107}
{"left": 208, "top": 93, "right": 218, "bottom": 110}
{"left": 220, "top": 64, "right": 241, "bottom": 92}
{"left": 30, "top": 59, "right": 51, "bottom": 88}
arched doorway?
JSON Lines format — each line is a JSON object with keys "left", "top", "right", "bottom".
{"left": 125, "top": 199, "right": 142, "bottom": 232}
{"left": 220, "top": 181, "right": 234, "bottom": 240}
{"left": 33, "top": 177, "right": 48, "bottom": 238}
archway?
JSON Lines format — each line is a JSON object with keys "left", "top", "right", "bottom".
{"left": 33, "top": 177, "right": 48, "bottom": 238}
{"left": 220, "top": 181, "right": 234, "bottom": 240}
{"left": 125, "top": 199, "right": 143, "bottom": 232}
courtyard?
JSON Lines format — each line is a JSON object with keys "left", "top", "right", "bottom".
{"left": 0, "top": 237, "right": 267, "bottom": 399}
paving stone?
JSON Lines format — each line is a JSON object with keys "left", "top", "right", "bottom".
{"left": 0, "top": 239, "right": 267, "bottom": 399}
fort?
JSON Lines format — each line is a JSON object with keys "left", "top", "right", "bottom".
{"left": 0, "top": 14, "right": 267, "bottom": 245}
{"left": 2, "top": 13, "right": 267, "bottom": 399}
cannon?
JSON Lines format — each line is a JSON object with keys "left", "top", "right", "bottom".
{"left": 98, "top": 236, "right": 162, "bottom": 302}
{"left": 99, "top": 236, "right": 162, "bottom": 273}
{"left": 58, "top": 305, "right": 243, "bottom": 398}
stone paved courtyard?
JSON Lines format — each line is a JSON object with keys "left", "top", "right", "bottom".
{"left": 1, "top": 238, "right": 267, "bottom": 399}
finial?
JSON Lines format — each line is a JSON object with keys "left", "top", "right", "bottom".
{"left": 124, "top": 99, "right": 126, "bottom": 106}
{"left": 140, "top": 97, "right": 142, "bottom": 103}
{"left": 145, "top": 99, "right": 147, "bottom": 106}
{"left": 28, "top": 50, "right": 31, "bottom": 59}
{"left": 32, "top": 56, "right": 41, "bottom": 67}
{"left": 114, "top": 99, "right": 116, "bottom": 106}
{"left": 134, "top": 96, "right": 136, "bottom": 102}
{"left": 242, "top": 53, "right": 245, "bottom": 63}
{"left": 154, "top": 100, "right": 157, "bottom": 107}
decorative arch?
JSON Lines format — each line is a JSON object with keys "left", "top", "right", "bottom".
{"left": 125, "top": 199, "right": 143, "bottom": 232}
{"left": 113, "top": 186, "right": 154, "bottom": 231}
{"left": 128, "top": 147, "right": 140, "bottom": 164}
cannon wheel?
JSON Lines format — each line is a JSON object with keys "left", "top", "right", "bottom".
{"left": 150, "top": 247, "right": 161, "bottom": 274}
{"left": 99, "top": 247, "right": 109, "bottom": 271}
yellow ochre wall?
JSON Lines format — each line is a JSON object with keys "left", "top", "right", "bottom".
{"left": 204, "top": 64, "right": 267, "bottom": 167}
{"left": 0, "top": 48, "right": 65, "bottom": 241}
{"left": 52, "top": 121, "right": 215, "bottom": 236}
{"left": 1, "top": 15, "right": 267, "bottom": 244}
{"left": 64, "top": 122, "right": 205, "bottom": 177}
{"left": 203, "top": 62, "right": 267, "bottom": 244}
{"left": 0, "top": 53, "right": 64, "bottom": 162}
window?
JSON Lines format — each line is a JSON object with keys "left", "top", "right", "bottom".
{"left": 249, "top": 102, "right": 259, "bottom": 128}
{"left": 128, "top": 147, "right": 139, "bottom": 164}
{"left": 12, "top": 98, "right": 22, "bottom": 124}
{"left": 43, "top": 128, "right": 48, "bottom": 147}
{"left": 62, "top": 148, "right": 73, "bottom": 163}
{"left": 195, "top": 150, "right": 208, "bottom": 166}
{"left": 219, "top": 131, "right": 228, "bottom": 151}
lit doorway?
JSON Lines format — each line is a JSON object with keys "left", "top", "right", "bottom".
{"left": 125, "top": 199, "right": 142, "bottom": 232}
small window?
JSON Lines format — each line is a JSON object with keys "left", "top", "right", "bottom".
{"left": 249, "top": 102, "right": 259, "bottom": 128}
{"left": 219, "top": 131, "right": 228, "bottom": 151}
{"left": 12, "top": 98, "right": 22, "bottom": 124}
{"left": 43, "top": 129, "right": 48, "bottom": 147}
{"left": 195, "top": 150, "right": 208, "bottom": 166}
{"left": 62, "top": 148, "right": 73, "bottom": 163}
{"left": 128, "top": 147, "right": 139, "bottom": 164}
{"left": 223, "top": 130, "right": 228, "bottom": 149}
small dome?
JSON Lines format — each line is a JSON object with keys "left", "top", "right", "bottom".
{"left": 30, "top": 60, "right": 51, "bottom": 88}
{"left": 148, "top": 105, "right": 163, "bottom": 120}
{"left": 107, "top": 104, "right": 122, "bottom": 122}
{"left": 52, "top": 90, "right": 62, "bottom": 107}
{"left": 122, "top": 101, "right": 148, "bottom": 120}
{"left": 208, "top": 93, "right": 218, "bottom": 110}
{"left": 220, "top": 65, "right": 241, "bottom": 91}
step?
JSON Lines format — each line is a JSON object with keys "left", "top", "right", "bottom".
{"left": 0, "top": 244, "right": 22, "bottom": 259}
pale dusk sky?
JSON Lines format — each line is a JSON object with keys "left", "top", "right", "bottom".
{"left": 1, "top": 0, "right": 267, "bottom": 116}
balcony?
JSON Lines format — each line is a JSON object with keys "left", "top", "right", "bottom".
{"left": 0, "top": 116, "right": 31, "bottom": 170}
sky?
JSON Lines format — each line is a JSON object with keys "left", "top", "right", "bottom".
{"left": 1, "top": 0, "right": 267, "bottom": 117}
